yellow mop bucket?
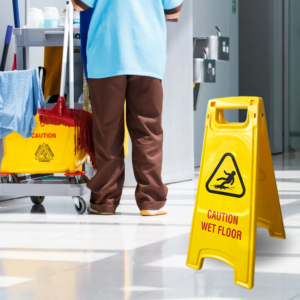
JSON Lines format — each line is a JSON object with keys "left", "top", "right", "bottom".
{"left": 1, "top": 116, "right": 86, "bottom": 174}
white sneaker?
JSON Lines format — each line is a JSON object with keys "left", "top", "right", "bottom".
{"left": 140, "top": 205, "right": 168, "bottom": 216}
{"left": 87, "top": 205, "right": 114, "bottom": 215}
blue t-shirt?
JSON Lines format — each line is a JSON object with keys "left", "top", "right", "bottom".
{"left": 81, "top": 0, "right": 183, "bottom": 80}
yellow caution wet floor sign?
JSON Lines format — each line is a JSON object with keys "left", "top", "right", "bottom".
{"left": 186, "top": 97, "right": 285, "bottom": 289}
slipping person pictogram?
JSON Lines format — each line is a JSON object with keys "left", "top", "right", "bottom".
{"left": 213, "top": 170, "right": 236, "bottom": 190}
{"left": 206, "top": 153, "right": 246, "bottom": 198}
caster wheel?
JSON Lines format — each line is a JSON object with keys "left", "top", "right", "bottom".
{"left": 1, "top": 176, "right": 8, "bottom": 183}
{"left": 74, "top": 197, "right": 86, "bottom": 214}
{"left": 79, "top": 175, "right": 90, "bottom": 184}
{"left": 12, "top": 175, "right": 20, "bottom": 183}
{"left": 30, "top": 196, "right": 45, "bottom": 204}
{"left": 69, "top": 177, "right": 77, "bottom": 184}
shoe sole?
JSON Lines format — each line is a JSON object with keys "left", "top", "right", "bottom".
{"left": 140, "top": 210, "right": 168, "bottom": 216}
{"left": 89, "top": 211, "right": 114, "bottom": 215}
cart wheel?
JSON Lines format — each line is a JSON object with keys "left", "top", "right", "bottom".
{"left": 30, "top": 196, "right": 45, "bottom": 204}
{"left": 74, "top": 197, "right": 86, "bottom": 214}
{"left": 1, "top": 176, "right": 8, "bottom": 183}
{"left": 12, "top": 175, "right": 20, "bottom": 183}
{"left": 69, "top": 177, "right": 77, "bottom": 184}
{"left": 79, "top": 175, "right": 90, "bottom": 184}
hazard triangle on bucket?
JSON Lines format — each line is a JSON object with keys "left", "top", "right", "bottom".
{"left": 206, "top": 153, "right": 246, "bottom": 198}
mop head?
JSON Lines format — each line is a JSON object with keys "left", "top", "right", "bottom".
{"left": 38, "top": 97, "right": 96, "bottom": 170}
{"left": 69, "top": 108, "right": 96, "bottom": 171}
{"left": 38, "top": 97, "right": 74, "bottom": 126}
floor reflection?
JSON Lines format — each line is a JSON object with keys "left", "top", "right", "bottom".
{"left": 30, "top": 204, "right": 46, "bottom": 214}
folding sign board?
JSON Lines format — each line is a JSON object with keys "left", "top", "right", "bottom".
{"left": 186, "top": 97, "right": 286, "bottom": 289}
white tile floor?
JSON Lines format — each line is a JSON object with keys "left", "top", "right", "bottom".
{"left": 0, "top": 155, "right": 300, "bottom": 299}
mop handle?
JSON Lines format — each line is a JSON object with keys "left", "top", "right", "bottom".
{"left": 12, "top": 0, "right": 20, "bottom": 28}
{"left": 69, "top": 1, "right": 75, "bottom": 109}
{"left": 60, "top": 3, "right": 70, "bottom": 98}
{"left": 0, "top": 25, "right": 13, "bottom": 72}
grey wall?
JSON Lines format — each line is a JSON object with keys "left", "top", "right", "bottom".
{"left": 239, "top": 0, "right": 283, "bottom": 154}
{"left": 193, "top": 0, "right": 239, "bottom": 167}
{"left": 125, "top": 0, "right": 194, "bottom": 185}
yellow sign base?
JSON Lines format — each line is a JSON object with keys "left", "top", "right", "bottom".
{"left": 186, "top": 97, "right": 285, "bottom": 289}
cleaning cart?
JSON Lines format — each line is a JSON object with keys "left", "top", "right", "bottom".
{"left": 0, "top": 2, "right": 90, "bottom": 214}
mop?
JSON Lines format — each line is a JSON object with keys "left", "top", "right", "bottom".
{"left": 38, "top": 2, "right": 96, "bottom": 170}
{"left": 0, "top": 26, "right": 13, "bottom": 72}
{"left": 12, "top": 0, "right": 20, "bottom": 29}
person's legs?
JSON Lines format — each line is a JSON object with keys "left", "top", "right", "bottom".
{"left": 125, "top": 76, "right": 168, "bottom": 211}
{"left": 87, "top": 76, "right": 127, "bottom": 214}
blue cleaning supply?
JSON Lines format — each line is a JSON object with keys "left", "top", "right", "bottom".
{"left": 12, "top": 0, "right": 20, "bottom": 28}
{"left": 0, "top": 25, "right": 13, "bottom": 71}
{"left": 0, "top": 69, "right": 46, "bottom": 138}
{"left": 80, "top": 8, "right": 94, "bottom": 82}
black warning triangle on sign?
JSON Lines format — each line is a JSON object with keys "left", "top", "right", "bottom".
{"left": 206, "top": 153, "right": 246, "bottom": 198}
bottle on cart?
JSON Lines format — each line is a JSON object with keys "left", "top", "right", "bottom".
{"left": 73, "top": 9, "right": 80, "bottom": 28}
{"left": 27, "top": 8, "right": 44, "bottom": 28}
{"left": 44, "top": 7, "right": 60, "bottom": 28}
{"left": 59, "top": 9, "right": 66, "bottom": 27}
{"left": 38, "top": 9, "right": 44, "bottom": 28}
{"left": 58, "top": 8, "right": 80, "bottom": 28}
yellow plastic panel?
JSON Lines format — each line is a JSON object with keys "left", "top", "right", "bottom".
{"left": 256, "top": 104, "right": 285, "bottom": 239}
{"left": 186, "top": 97, "right": 285, "bottom": 289}
{"left": 1, "top": 116, "right": 86, "bottom": 174}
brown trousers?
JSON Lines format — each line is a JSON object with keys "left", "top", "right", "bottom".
{"left": 87, "top": 75, "right": 168, "bottom": 213}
